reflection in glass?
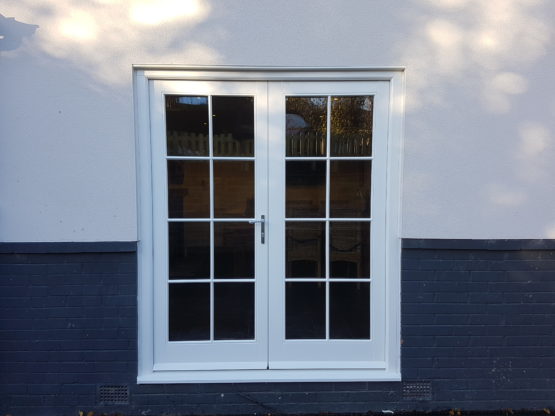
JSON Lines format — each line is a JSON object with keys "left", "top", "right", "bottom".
{"left": 330, "top": 282, "right": 370, "bottom": 339}
{"left": 214, "top": 222, "right": 254, "bottom": 278}
{"left": 169, "top": 222, "right": 210, "bottom": 279}
{"left": 330, "top": 161, "right": 371, "bottom": 218}
{"left": 167, "top": 161, "right": 210, "bottom": 218}
{"left": 213, "top": 96, "right": 255, "bottom": 156}
{"left": 169, "top": 283, "right": 210, "bottom": 341}
{"left": 214, "top": 283, "right": 254, "bottom": 340}
{"left": 286, "top": 96, "right": 327, "bottom": 157}
{"left": 214, "top": 161, "right": 254, "bottom": 218}
{"left": 286, "top": 161, "right": 326, "bottom": 217}
{"left": 331, "top": 96, "right": 373, "bottom": 156}
{"left": 286, "top": 282, "right": 325, "bottom": 339}
{"left": 166, "top": 95, "right": 209, "bottom": 156}
{"left": 330, "top": 222, "right": 370, "bottom": 278}
{"left": 286, "top": 222, "right": 325, "bottom": 278}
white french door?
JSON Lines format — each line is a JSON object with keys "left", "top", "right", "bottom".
{"left": 149, "top": 78, "right": 390, "bottom": 372}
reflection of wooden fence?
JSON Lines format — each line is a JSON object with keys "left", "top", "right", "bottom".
{"left": 331, "top": 133, "right": 372, "bottom": 156}
{"left": 167, "top": 130, "right": 371, "bottom": 157}
{"left": 287, "top": 131, "right": 326, "bottom": 156}
{"left": 287, "top": 131, "right": 372, "bottom": 156}
{"left": 166, "top": 132, "right": 254, "bottom": 156}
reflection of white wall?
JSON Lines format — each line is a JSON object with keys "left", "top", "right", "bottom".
{"left": 1, "top": 0, "right": 554, "bottom": 241}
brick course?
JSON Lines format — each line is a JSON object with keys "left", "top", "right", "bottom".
{"left": 1, "top": 241, "right": 554, "bottom": 415}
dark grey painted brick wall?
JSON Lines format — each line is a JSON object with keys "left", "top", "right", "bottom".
{"left": 1, "top": 241, "right": 555, "bottom": 415}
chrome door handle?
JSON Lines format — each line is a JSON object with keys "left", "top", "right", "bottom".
{"left": 248, "top": 215, "right": 265, "bottom": 244}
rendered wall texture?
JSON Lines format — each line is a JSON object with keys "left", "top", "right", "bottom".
{"left": 1, "top": 241, "right": 554, "bottom": 415}
{"left": 1, "top": 1, "right": 555, "bottom": 241}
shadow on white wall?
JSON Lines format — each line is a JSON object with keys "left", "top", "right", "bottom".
{"left": 2, "top": 0, "right": 219, "bottom": 85}
{"left": 0, "top": 14, "right": 39, "bottom": 51}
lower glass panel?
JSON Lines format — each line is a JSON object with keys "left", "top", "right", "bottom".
{"left": 329, "top": 222, "right": 370, "bottom": 278}
{"left": 214, "top": 283, "right": 254, "bottom": 340}
{"left": 169, "top": 283, "right": 210, "bottom": 341}
{"left": 286, "top": 221, "right": 325, "bottom": 278}
{"left": 285, "top": 282, "right": 325, "bottom": 339}
{"left": 214, "top": 222, "right": 254, "bottom": 278}
{"left": 286, "top": 161, "right": 326, "bottom": 217}
{"left": 169, "top": 222, "right": 210, "bottom": 279}
{"left": 329, "top": 282, "right": 370, "bottom": 339}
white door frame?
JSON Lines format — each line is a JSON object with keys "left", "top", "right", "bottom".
{"left": 149, "top": 80, "right": 269, "bottom": 371}
{"left": 134, "top": 66, "right": 404, "bottom": 383}
{"left": 267, "top": 81, "right": 389, "bottom": 369}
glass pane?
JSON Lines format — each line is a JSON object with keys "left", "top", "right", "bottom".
{"left": 214, "top": 283, "right": 254, "bottom": 340}
{"left": 286, "top": 222, "right": 325, "bottom": 278}
{"left": 286, "top": 96, "right": 327, "bottom": 157}
{"left": 214, "top": 161, "right": 254, "bottom": 218}
{"left": 286, "top": 161, "right": 326, "bottom": 217}
{"left": 214, "top": 222, "right": 254, "bottom": 278}
{"left": 330, "top": 222, "right": 370, "bottom": 278}
{"left": 286, "top": 282, "right": 325, "bottom": 339}
{"left": 330, "top": 160, "right": 371, "bottom": 218}
{"left": 168, "top": 161, "right": 210, "bottom": 218}
{"left": 331, "top": 96, "right": 373, "bottom": 156}
{"left": 330, "top": 282, "right": 370, "bottom": 339}
{"left": 169, "top": 222, "right": 210, "bottom": 279}
{"left": 213, "top": 96, "right": 254, "bottom": 156}
{"left": 166, "top": 95, "right": 209, "bottom": 156}
{"left": 169, "top": 283, "right": 210, "bottom": 341}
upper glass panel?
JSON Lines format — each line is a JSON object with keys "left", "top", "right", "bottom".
{"left": 330, "top": 96, "right": 373, "bottom": 156}
{"left": 214, "top": 161, "right": 254, "bottom": 218}
{"left": 167, "top": 160, "right": 210, "bottom": 218}
{"left": 166, "top": 96, "right": 209, "bottom": 156}
{"left": 213, "top": 96, "right": 254, "bottom": 157}
{"left": 330, "top": 160, "right": 371, "bottom": 218}
{"left": 286, "top": 161, "right": 326, "bottom": 218}
{"left": 286, "top": 97, "right": 327, "bottom": 157}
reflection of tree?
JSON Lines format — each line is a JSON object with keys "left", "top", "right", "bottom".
{"left": 331, "top": 96, "right": 373, "bottom": 156}
{"left": 286, "top": 96, "right": 373, "bottom": 156}
{"left": 286, "top": 97, "right": 327, "bottom": 134}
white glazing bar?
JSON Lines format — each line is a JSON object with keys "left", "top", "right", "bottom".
{"left": 168, "top": 218, "right": 256, "bottom": 222}
{"left": 284, "top": 278, "right": 372, "bottom": 282}
{"left": 284, "top": 217, "right": 372, "bottom": 222}
{"left": 284, "top": 156, "right": 372, "bottom": 161}
{"left": 208, "top": 95, "right": 215, "bottom": 342}
{"left": 169, "top": 279, "right": 256, "bottom": 283}
{"left": 325, "top": 95, "right": 331, "bottom": 341}
{"left": 167, "top": 156, "right": 255, "bottom": 161}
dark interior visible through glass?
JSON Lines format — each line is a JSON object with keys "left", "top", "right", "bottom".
{"left": 169, "top": 222, "right": 210, "bottom": 279}
{"left": 330, "top": 160, "right": 371, "bottom": 218}
{"left": 167, "top": 160, "right": 210, "bottom": 218}
{"left": 214, "top": 222, "right": 254, "bottom": 278}
{"left": 169, "top": 283, "right": 210, "bottom": 341}
{"left": 214, "top": 283, "right": 254, "bottom": 340}
{"left": 286, "top": 221, "right": 325, "bottom": 278}
{"left": 329, "top": 282, "right": 370, "bottom": 339}
{"left": 330, "top": 221, "right": 370, "bottom": 278}
{"left": 286, "top": 161, "right": 326, "bottom": 218}
{"left": 214, "top": 161, "right": 254, "bottom": 218}
{"left": 286, "top": 282, "right": 326, "bottom": 339}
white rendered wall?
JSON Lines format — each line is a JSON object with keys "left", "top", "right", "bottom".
{"left": 1, "top": 0, "right": 554, "bottom": 241}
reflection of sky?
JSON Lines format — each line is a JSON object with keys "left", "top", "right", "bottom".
{"left": 178, "top": 96, "right": 207, "bottom": 105}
